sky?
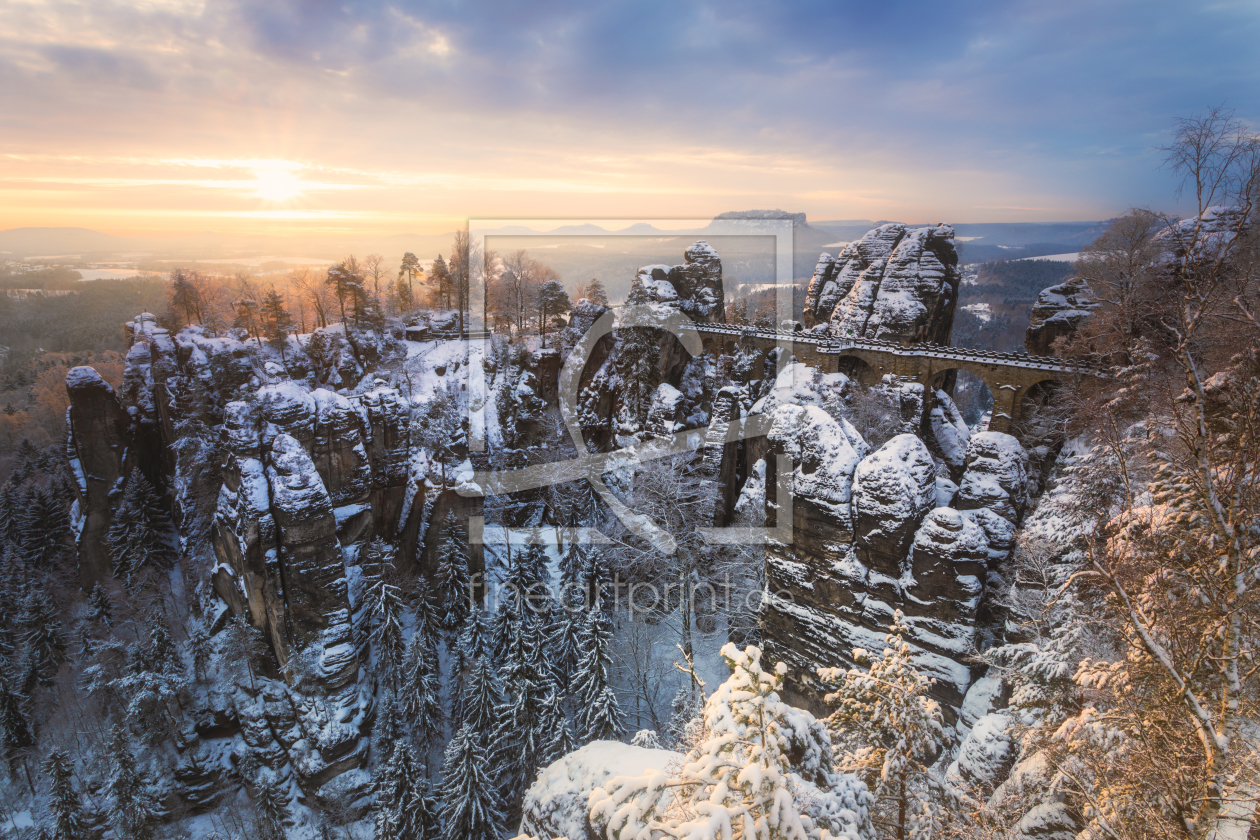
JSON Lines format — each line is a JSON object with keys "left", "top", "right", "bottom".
{"left": 1, "top": 0, "right": 1257, "bottom": 237}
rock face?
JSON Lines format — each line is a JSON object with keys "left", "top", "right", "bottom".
{"left": 755, "top": 367, "right": 1030, "bottom": 717}
{"left": 1024, "top": 277, "right": 1095, "bottom": 356}
{"left": 627, "top": 240, "right": 725, "bottom": 323}
{"left": 851, "top": 434, "right": 937, "bottom": 574}
{"left": 802, "top": 223, "right": 960, "bottom": 345}
{"left": 65, "top": 366, "right": 130, "bottom": 587}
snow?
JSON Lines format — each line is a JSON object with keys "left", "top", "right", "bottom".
{"left": 1015, "top": 252, "right": 1080, "bottom": 262}
{"left": 960, "top": 674, "right": 1003, "bottom": 730}
{"left": 519, "top": 741, "right": 684, "bottom": 840}
{"left": 852, "top": 433, "right": 936, "bottom": 528}
{"left": 770, "top": 404, "right": 863, "bottom": 509}
{"left": 952, "top": 711, "right": 1014, "bottom": 789}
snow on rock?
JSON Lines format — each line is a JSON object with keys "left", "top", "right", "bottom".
{"left": 769, "top": 404, "right": 863, "bottom": 513}
{"left": 926, "top": 389, "right": 971, "bottom": 477}
{"left": 647, "top": 382, "right": 686, "bottom": 436}
{"left": 258, "top": 382, "right": 316, "bottom": 450}
{"left": 905, "top": 507, "right": 989, "bottom": 631}
{"left": 955, "top": 432, "right": 1030, "bottom": 525}
{"left": 1013, "top": 803, "right": 1080, "bottom": 840}
{"left": 814, "top": 223, "right": 960, "bottom": 345}
{"left": 960, "top": 674, "right": 1004, "bottom": 731}
{"left": 625, "top": 241, "right": 725, "bottom": 323}
{"left": 952, "top": 711, "right": 1015, "bottom": 791}
{"left": 1024, "top": 276, "right": 1096, "bottom": 356}
{"left": 518, "top": 741, "right": 684, "bottom": 840}
{"left": 852, "top": 433, "right": 936, "bottom": 576}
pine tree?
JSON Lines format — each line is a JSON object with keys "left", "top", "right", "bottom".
{"left": 818, "top": 610, "right": 945, "bottom": 840}
{"left": 489, "top": 596, "right": 516, "bottom": 662}
{"left": 493, "top": 618, "right": 554, "bottom": 813}
{"left": 22, "top": 592, "right": 67, "bottom": 683}
{"left": 105, "top": 727, "right": 159, "bottom": 840}
{"left": 546, "top": 601, "right": 582, "bottom": 694}
{"left": 367, "top": 562, "right": 406, "bottom": 690}
{"left": 19, "top": 485, "right": 70, "bottom": 566}
{"left": 438, "top": 723, "right": 504, "bottom": 840}
{"left": 537, "top": 690, "right": 575, "bottom": 770}
{"left": 572, "top": 607, "right": 623, "bottom": 744}
{"left": 452, "top": 610, "right": 492, "bottom": 722}
{"left": 430, "top": 255, "right": 450, "bottom": 311}
{"left": 397, "top": 252, "right": 420, "bottom": 310}
{"left": 0, "top": 481, "right": 19, "bottom": 550}
{"left": 253, "top": 773, "right": 288, "bottom": 840}
{"left": 434, "top": 511, "right": 472, "bottom": 632}
{"left": 45, "top": 749, "right": 86, "bottom": 840}
{"left": 0, "top": 681, "right": 34, "bottom": 789}
{"left": 399, "top": 632, "right": 444, "bottom": 750}
{"left": 589, "top": 644, "right": 873, "bottom": 840}
{"left": 105, "top": 469, "right": 173, "bottom": 585}
{"left": 461, "top": 655, "right": 503, "bottom": 735}
{"left": 259, "top": 287, "right": 296, "bottom": 365}
{"left": 188, "top": 624, "right": 212, "bottom": 682}
{"left": 86, "top": 584, "right": 112, "bottom": 627}
{"left": 412, "top": 576, "right": 444, "bottom": 657}
{"left": 585, "top": 277, "right": 609, "bottom": 306}
{"left": 374, "top": 741, "right": 440, "bottom": 840}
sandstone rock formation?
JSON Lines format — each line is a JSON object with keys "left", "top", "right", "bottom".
{"left": 1024, "top": 276, "right": 1095, "bottom": 356}
{"left": 753, "top": 367, "right": 1031, "bottom": 717}
{"left": 626, "top": 240, "right": 725, "bottom": 323}
{"left": 802, "top": 223, "right": 960, "bottom": 345}
{"left": 65, "top": 366, "right": 129, "bottom": 587}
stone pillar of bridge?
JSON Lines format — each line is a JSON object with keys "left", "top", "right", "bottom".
{"left": 988, "top": 380, "right": 1021, "bottom": 434}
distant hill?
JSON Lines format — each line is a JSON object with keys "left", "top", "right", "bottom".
{"left": 0, "top": 227, "right": 124, "bottom": 257}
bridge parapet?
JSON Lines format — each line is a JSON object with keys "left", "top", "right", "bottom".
{"left": 690, "top": 323, "right": 1097, "bottom": 434}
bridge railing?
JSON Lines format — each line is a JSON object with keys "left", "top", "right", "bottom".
{"left": 690, "top": 323, "right": 1094, "bottom": 374}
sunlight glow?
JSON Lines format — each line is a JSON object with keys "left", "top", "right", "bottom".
{"left": 251, "top": 167, "right": 305, "bottom": 202}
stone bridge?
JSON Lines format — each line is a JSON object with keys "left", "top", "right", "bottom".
{"left": 694, "top": 324, "right": 1092, "bottom": 433}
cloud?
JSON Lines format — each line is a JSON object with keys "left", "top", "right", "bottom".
{"left": 0, "top": 0, "right": 1257, "bottom": 232}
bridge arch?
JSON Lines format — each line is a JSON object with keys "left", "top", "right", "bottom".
{"left": 925, "top": 367, "right": 994, "bottom": 429}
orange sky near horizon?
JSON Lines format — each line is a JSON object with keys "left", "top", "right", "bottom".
{"left": 2, "top": 0, "right": 1255, "bottom": 238}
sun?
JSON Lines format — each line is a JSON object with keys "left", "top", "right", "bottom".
{"left": 251, "top": 167, "right": 305, "bottom": 202}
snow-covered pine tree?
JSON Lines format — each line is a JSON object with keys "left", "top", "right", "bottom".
{"left": 545, "top": 600, "right": 583, "bottom": 695}
{"left": 374, "top": 741, "right": 441, "bottom": 840}
{"left": 489, "top": 596, "right": 516, "bottom": 662}
{"left": 187, "top": 624, "right": 211, "bottom": 683}
{"left": 219, "top": 615, "right": 266, "bottom": 690}
{"left": 252, "top": 772, "right": 288, "bottom": 840}
{"left": 22, "top": 592, "right": 67, "bottom": 683}
{"left": 537, "top": 689, "right": 575, "bottom": 770}
{"left": 818, "top": 610, "right": 945, "bottom": 840}
{"left": 434, "top": 511, "right": 472, "bottom": 632}
{"left": 572, "top": 606, "right": 623, "bottom": 744}
{"left": 105, "top": 726, "right": 160, "bottom": 840}
{"left": 412, "top": 576, "right": 444, "bottom": 655}
{"left": 590, "top": 644, "right": 875, "bottom": 840}
{"left": 461, "top": 654, "right": 503, "bottom": 735}
{"left": 259, "top": 287, "right": 295, "bottom": 365}
{"left": 452, "top": 609, "right": 492, "bottom": 722}
{"left": 438, "top": 723, "right": 505, "bottom": 840}
{"left": 493, "top": 617, "right": 554, "bottom": 814}
{"left": 584, "top": 277, "right": 609, "bottom": 306}
{"left": 44, "top": 749, "right": 86, "bottom": 840}
{"left": 18, "top": 485, "right": 70, "bottom": 566}
{"left": 86, "top": 584, "right": 112, "bottom": 627}
{"left": 0, "top": 680, "right": 34, "bottom": 789}
{"left": 368, "top": 569, "right": 406, "bottom": 690}
{"left": 399, "top": 631, "right": 444, "bottom": 750}
{"left": 104, "top": 469, "right": 173, "bottom": 586}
